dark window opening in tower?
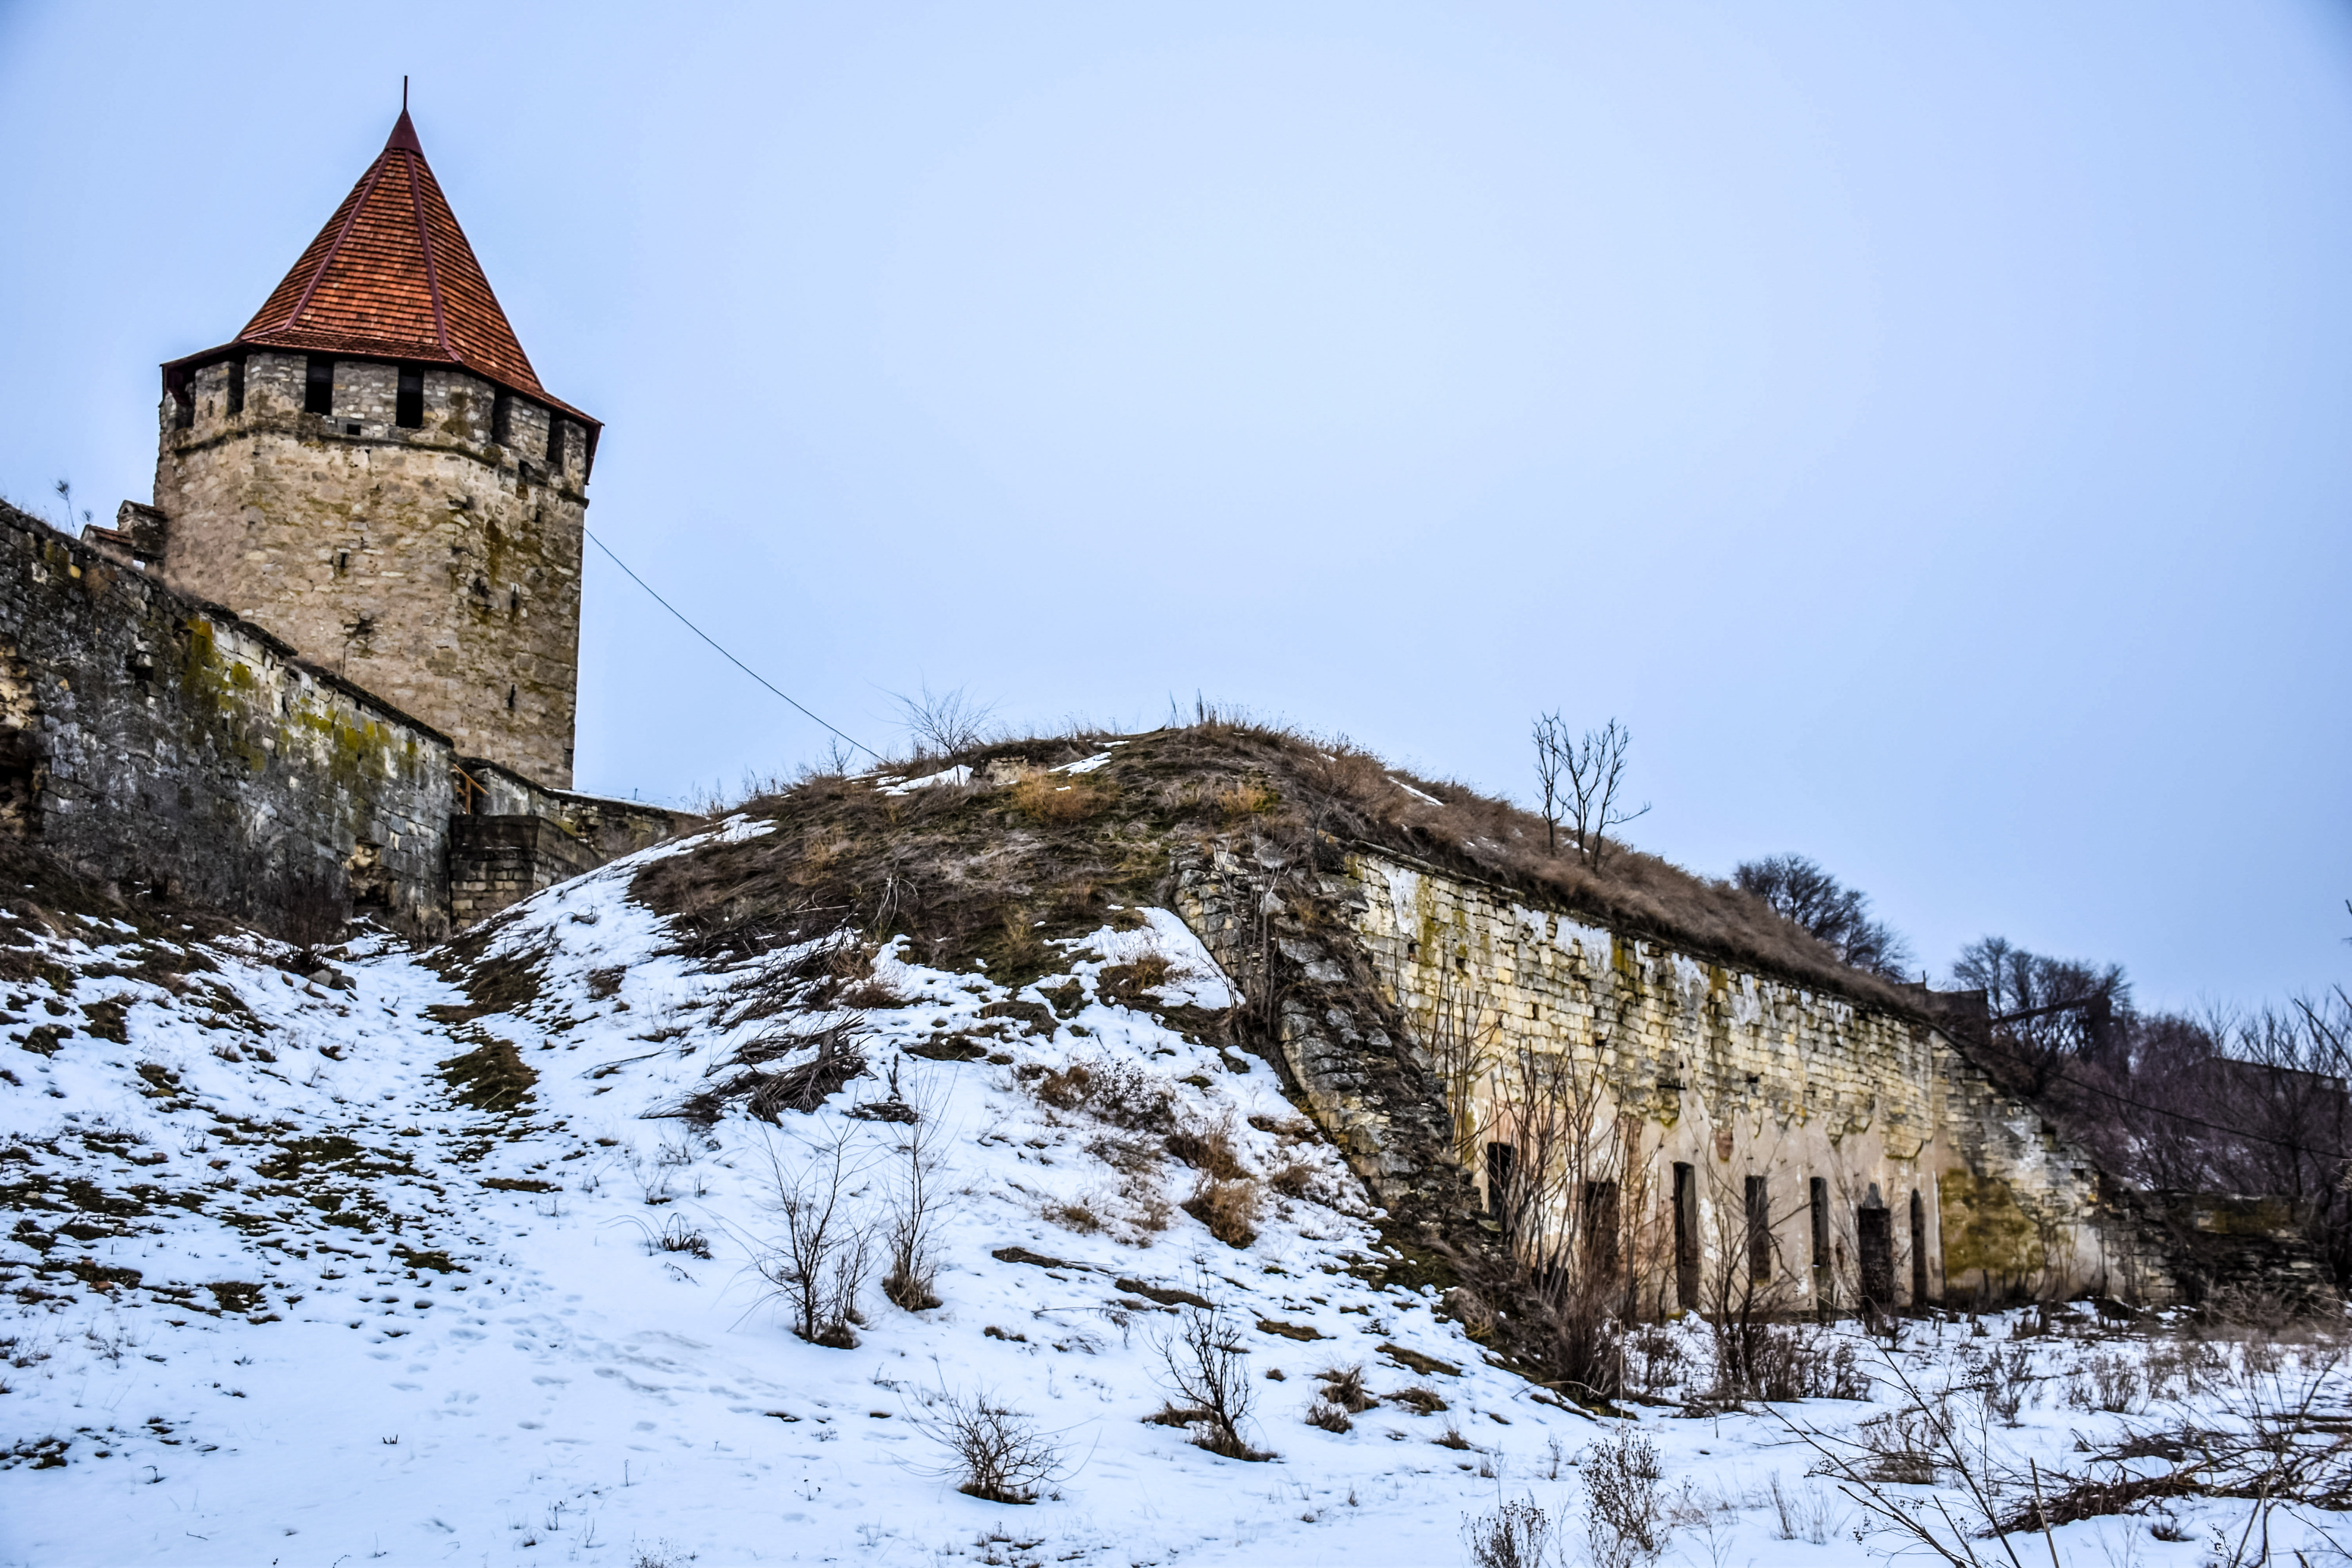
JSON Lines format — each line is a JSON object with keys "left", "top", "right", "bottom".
{"left": 1809, "top": 1176, "right": 1829, "bottom": 1267}
{"left": 335, "top": 551, "right": 350, "bottom": 576}
{"left": 396, "top": 366, "right": 424, "bottom": 429}
{"left": 173, "top": 394, "right": 194, "bottom": 431}
{"left": 508, "top": 587, "right": 520, "bottom": 615}
{"left": 545, "top": 416, "right": 565, "bottom": 466}
{"left": 226, "top": 358, "right": 245, "bottom": 416}
{"left": 507, "top": 684, "right": 517, "bottom": 711}
{"left": 305, "top": 357, "right": 336, "bottom": 415}
{"left": 492, "top": 387, "right": 514, "bottom": 447}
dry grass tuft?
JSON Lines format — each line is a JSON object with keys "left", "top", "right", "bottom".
{"left": 1215, "top": 778, "right": 1276, "bottom": 822}
{"left": 1012, "top": 771, "right": 1110, "bottom": 825}
{"left": 1164, "top": 1115, "right": 1251, "bottom": 1181}
{"left": 1305, "top": 1398, "right": 1354, "bottom": 1433}
{"left": 1183, "top": 1175, "right": 1261, "bottom": 1248}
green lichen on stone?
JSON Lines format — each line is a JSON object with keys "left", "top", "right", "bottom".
{"left": 1938, "top": 1167, "right": 2044, "bottom": 1283}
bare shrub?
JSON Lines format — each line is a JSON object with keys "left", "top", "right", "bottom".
{"left": 1153, "top": 1288, "right": 1271, "bottom": 1460}
{"left": 1463, "top": 1497, "right": 1555, "bottom": 1568}
{"left": 756, "top": 1124, "right": 874, "bottom": 1348}
{"left": 907, "top": 1381, "right": 1066, "bottom": 1504}
{"left": 1583, "top": 1427, "right": 1669, "bottom": 1568}
{"left": 1182, "top": 1176, "right": 1260, "bottom": 1249}
{"left": 2065, "top": 1351, "right": 2143, "bottom": 1414}
{"left": 1623, "top": 1322, "right": 1687, "bottom": 1399}
{"left": 881, "top": 1063, "right": 947, "bottom": 1311}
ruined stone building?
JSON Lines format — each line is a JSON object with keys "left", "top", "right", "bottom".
{"left": 0, "top": 110, "right": 683, "bottom": 934}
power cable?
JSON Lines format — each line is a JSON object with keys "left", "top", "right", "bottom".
{"left": 584, "top": 527, "right": 880, "bottom": 761}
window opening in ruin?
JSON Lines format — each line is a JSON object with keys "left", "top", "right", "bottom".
{"left": 1744, "top": 1174, "right": 1771, "bottom": 1281}
{"left": 508, "top": 587, "right": 520, "bottom": 615}
{"left": 1809, "top": 1176, "right": 1829, "bottom": 1266}
{"left": 1910, "top": 1188, "right": 1930, "bottom": 1307}
{"left": 545, "top": 416, "right": 565, "bottom": 465}
{"left": 506, "top": 684, "right": 517, "bottom": 711}
{"left": 1672, "top": 1162, "right": 1698, "bottom": 1310}
{"left": 226, "top": 358, "right": 245, "bottom": 416}
{"left": 335, "top": 551, "right": 350, "bottom": 576}
{"left": 305, "top": 356, "right": 336, "bottom": 415}
{"left": 1583, "top": 1179, "right": 1620, "bottom": 1273}
{"left": 173, "top": 394, "right": 194, "bottom": 431}
{"left": 396, "top": 366, "right": 424, "bottom": 429}
{"left": 1485, "top": 1143, "right": 1515, "bottom": 1235}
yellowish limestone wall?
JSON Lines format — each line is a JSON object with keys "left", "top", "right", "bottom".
{"left": 1342, "top": 851, "right": 2149, "bottom": 1308}
{"left": 153, "top": 351, "right": 584, "bottom": 788}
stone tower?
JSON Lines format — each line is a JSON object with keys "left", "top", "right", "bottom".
{"left": 148, "top": 109, "right": 596, "bottom": 789}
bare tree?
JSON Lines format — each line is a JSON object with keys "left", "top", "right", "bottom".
{"left": 757, "top": 1121, "right": 876, "bottom": 1347}
{"left": 1531, "top": 711, "right": 1568, "bottom": 853}
{"left": 1733, "top": 854, "right": 1914, "bottom": 978}
{"left": 1532, "top": 716, "right": 1649, "bottom": 872}
{"left": 892, "top": 682, "right": 995, "bottom": 762}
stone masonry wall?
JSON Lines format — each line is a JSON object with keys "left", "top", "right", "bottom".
{"left": 0, "top": 501, "right": 454, "bottom": 937}
{"left": 1341, "top": 850, "right": 2158, "bottom": 1308}
{"left": 153, "top": 351, "right": 585, "bottom": 788}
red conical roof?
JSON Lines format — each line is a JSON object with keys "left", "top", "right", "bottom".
{"left": 173, "top": 110, "right": 594, "bottom": 428}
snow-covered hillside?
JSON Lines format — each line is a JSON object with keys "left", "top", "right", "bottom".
{"left": 0, "top": 820, "right": 2341, "bottom": 1565}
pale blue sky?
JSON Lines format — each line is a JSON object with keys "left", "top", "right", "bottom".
{"left": 2, "top": 2, "right": 2347, "bottom": 1010}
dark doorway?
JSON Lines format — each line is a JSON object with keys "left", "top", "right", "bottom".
{"left": 1857, "top": 1204, "right": 1895, "bottom": 1314}
{"left": 1910, "top": 1189, "right": 1930, "bottom": 1307}
{"left": 1485, "top": 1143, "right": 1515, "bottom": 1237}
{"left": 1673, "top": 1162, "right": 1698, "bottom": 1310}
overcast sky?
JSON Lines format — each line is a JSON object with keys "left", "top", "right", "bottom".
{"left": 2, "top": 1, "right": 2347, "bottom": 1011}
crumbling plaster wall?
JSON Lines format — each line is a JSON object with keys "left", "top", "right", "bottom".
{"left": 153, "top": 351, "right": 584, "bottom": 788}
{"left": 1341, "top": 850, "right": 2149, "bottom": 1308}
{"left": 0, "top": 501, "right": 454, "bottom": 936}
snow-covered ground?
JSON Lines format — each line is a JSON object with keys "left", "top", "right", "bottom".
{"left": 0, "top": 824, "right": 2342, "bottom": 1565}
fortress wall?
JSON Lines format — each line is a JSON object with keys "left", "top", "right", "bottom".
{"left": 0, "top": 501, "right": 455, "bottom": 938}
{"left": 1340, "top": 851, "right": 2163, "bottom": 1307}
